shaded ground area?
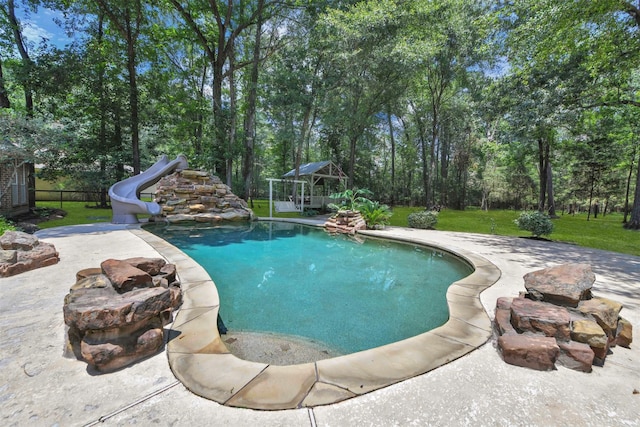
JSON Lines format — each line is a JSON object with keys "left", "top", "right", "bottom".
{"left": 9, "top": 208, "right": 66, "bottom": 231}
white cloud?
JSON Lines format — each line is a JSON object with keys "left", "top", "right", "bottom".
{"left": 22, "top": 20, "right": 54, "bottom": 44}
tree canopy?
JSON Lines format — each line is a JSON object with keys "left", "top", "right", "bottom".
{"left": 0, "top": 0, "right": 639, "bottom": 229}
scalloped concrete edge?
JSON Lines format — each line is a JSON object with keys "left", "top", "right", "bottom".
{"left": 129, "top": 223, "right": 501, "bottom": 410}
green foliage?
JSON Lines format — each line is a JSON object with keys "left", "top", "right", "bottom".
{"left": 358, "top": 199, "right": 393, "bottom": 229}
{"left": 407, "top": 210, "right": 439, "bottom": 230}
{"left": 328, "top": 188, "right": 374, "bottom": 211}
{"left": 0, "top": 216, "right": 16, "bottom": 235}
{"left": 514, "top": 211, "right": 554, "bottom": 237}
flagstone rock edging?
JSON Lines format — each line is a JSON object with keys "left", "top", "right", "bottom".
{"left": 494, "top": 263, "right": 633, "bottom": 372}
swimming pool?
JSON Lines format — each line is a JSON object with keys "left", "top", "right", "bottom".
{"left": 145, "top": 221, "right": 473, "bottom": 355}
{"left": 133, "top": 222, "right": 500, "bottom": 409}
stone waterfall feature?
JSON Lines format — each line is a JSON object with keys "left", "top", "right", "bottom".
{"left": 153, "top": 170, "right": 254, "bottom": 223}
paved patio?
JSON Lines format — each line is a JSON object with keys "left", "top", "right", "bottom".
{"left": 1, "top": 221, "right": 639, "bottom": 426}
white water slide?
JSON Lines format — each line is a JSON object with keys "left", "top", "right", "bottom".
{"left": 109, "top": 154, "right": 188, "bottom": 224}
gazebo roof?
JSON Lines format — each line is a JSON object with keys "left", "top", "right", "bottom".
{"left": 282, "top": 161, "right": 346, "bottom": 180}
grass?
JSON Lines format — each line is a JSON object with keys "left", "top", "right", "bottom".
{"left": 251, "top": 200, "right": 639, "bottom": 257}
{"left": 35, "top": 201, "right": 114, "bottom": 228}
{"left": 32, "top": 200, "right": 640, "bottom": 257}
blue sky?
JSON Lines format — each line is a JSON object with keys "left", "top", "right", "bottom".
{"left": 16, "top": 5, "right": 73, "bottom": 50}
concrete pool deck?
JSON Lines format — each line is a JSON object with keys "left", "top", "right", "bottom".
{"left": 1, "top": 221, "right": 639, "bottom": 425}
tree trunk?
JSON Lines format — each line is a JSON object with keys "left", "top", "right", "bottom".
{"left": 440, "top": 130, "right": 449, "bottom": 207}
{"left": 97, "top": 15, "right": 109, "bottom": 208}
{"left": 348, "top": 134, "right": 357, "bottom": 189}
{"left": 546, "top": 160, "right": 557, "bottom": 218}
{"left": 227, "top": 43, "right": 236, "bottom": 188}
{"left": 429, "top": 102, "right": 438, "bottom": 208}
{"left": 7, "top": 0, "right": 33, "bottom": 115}
{"left": 537, "top": 138, "right": 548, "bottom": 213}
{"left": 211, "top": 3, "right": 232, "bottom": 179}
{"left": 126, "top": 29, "right": 140, "bottom": 175}
{"left": 387, "top": 110, "right": 396, "bottom": 206}
{"left": 93, "top": 0, "right": 142, "bottom": 175}
{"left": 6, "top": 0, "right": 36, "bottom": 209}
{"left": 411, "top": 109, "right": 430, "bottom": 208}
{"left": 0, "top": 58, "right": 10, "bottom": 108}
{"left": 623, "top": 144, "right": 637, "bottom": 223}
{"left": 242, "top": 0, "right": 264, "bottom": 199}
{"left": 623, "top": 151, "right": 640, "bottom": 229}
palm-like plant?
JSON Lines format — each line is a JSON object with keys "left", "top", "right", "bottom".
{"left": 327, "top": 188, "right": 374, "bottom": 211}
{"left": 358, "top": 199, "right": 393, "bottom": 229}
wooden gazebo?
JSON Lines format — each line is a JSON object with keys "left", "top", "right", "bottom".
{"left": 267, "top": 161, "right": 348, "bottom": 216}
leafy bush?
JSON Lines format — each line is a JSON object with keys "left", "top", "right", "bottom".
{"left": 358, "top": 199, "right": 393, "bottom": 229}
{"left": 0, "top": 216, "right": 16, "bottom": 235}
{"left": 408, "top": 211, "right": 438, "bottom": 229}
{"left": 327, "top": 188, "right": 374, "bottom": 211}
{"left": 514, "top": 211, "right": 554, "bottom": 237}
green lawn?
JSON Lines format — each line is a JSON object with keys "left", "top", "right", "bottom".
{"left": 252, "top": 201, "right": 639, "bottom": 257}
{"left": 36, "top": 201, "right": 114, "bottom": 228}
{"left": 34, "top": 200, "right": 639, "bottom": 257}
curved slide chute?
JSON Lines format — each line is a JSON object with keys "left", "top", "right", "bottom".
{"left": 109, "top": 154, "right": 188, "bottom": 224}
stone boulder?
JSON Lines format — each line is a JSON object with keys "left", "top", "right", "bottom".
{"left": 498, "top": 335, "right": 559, "bottom": 371}
{"left": 510, "top": 298, "right": 571, "bottom": 341}
{"left": 0, "top": 230, "right": 59, "bottom": 277}
{"left": 63, "top": 257, "right": 181, "bottom": 373}
{"left": 523, "top": 263, "right": 594, "bottom": 307}
{"left": 616, "top": 318, "right": 633, "bottom": 348}
{"left": 557, "top": 341, "right": 594, "bottom": 373}
{"left": 577, "top": 297, "right": 623, "bottom": 338}
{"left": 570, "top": 318, "right": 609, "bottom": 363}
{"left": 494, "top": 297, "right": 517, "bottom": 336}
{"left": 494, "top": 263, "right": 632, "bottom": 373}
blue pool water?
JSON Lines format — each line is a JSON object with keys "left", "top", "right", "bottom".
{"left": 146, "top": 222, "right": 472, "bottom": 354}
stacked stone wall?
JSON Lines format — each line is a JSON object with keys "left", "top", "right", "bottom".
{"left": 153, "top": 170, "right": 253, "bottom": 223}
{"left": 324, "top": 210, "right": 367, "bottom": 234}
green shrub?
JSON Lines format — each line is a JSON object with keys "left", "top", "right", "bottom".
{"left": 358, "top": 199, "right": 392, "bottom": 229}
{"left": 514, "top": 211, "right": 554, "bottom": 237}
{"left": 327, "top": 188, "right": 374, "bottom": 211}
{"left": 0, "top": 216, "right": 16, "bottom": 235}
{"left": 407, "top": 210, "right": 438, "bottom": 229}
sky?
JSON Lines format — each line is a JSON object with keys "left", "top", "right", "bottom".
{"left": 15, "top": 5, "right": 74, "bottom": 50}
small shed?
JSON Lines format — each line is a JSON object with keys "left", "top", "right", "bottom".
{"left": 268, "top": 160, "right": 348, "bottom": 216}
{"left": 0, "top": 141, "right": 30, "bottom": 218}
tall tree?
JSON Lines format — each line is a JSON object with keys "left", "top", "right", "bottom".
{"left": 0, "top": 56, "right": 10, "bottom": 108}
{"left": 167, "top": 0, "right": 271, "bottom": 184}
{"left": 241, "top": 0, "right": 264, "bottom": 200}
{"left": 499, "top": 0, "right": 640, "bottom": 227}
{"left": 92, "top": 0, "right": 144, "bottom": 174}
{"left": 1, "top": 0, "right": 39, "bottom": 208}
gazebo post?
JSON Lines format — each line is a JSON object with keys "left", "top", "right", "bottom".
{"left": 269, "top": 179, "right": 273, "bottom": 218}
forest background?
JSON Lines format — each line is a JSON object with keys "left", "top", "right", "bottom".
{"left": 2, "top": 0, "right": 640, "bottom": 230}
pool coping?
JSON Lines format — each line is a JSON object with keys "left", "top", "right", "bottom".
{"left": 130, "top": 221, "right": 501, "bottom": 410}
